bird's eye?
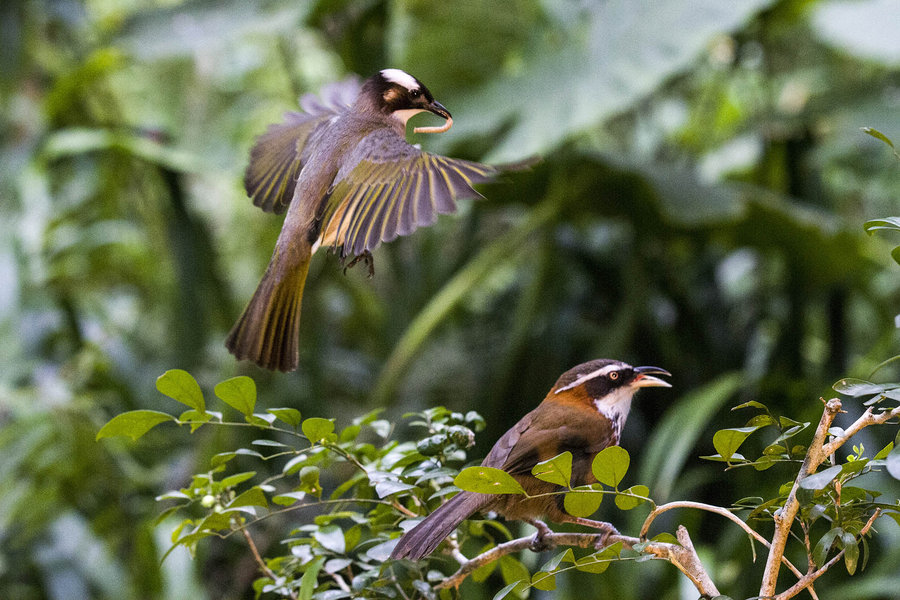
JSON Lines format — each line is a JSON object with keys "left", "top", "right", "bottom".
{"left": 609, "top": 371, "right": 619, "bottom": 380}
{"left": 410, "top": 89, "right": 421, "bottom": 98}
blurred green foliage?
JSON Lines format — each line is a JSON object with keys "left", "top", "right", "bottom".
{"left": 1, "top": 0, "right": 899, "bottom": 598}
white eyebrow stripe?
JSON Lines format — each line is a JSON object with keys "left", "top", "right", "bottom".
{"left": 554, "top": 364, "right": 620, "bottom": 394}
{"left": 381, "top": 68, "right": 420, "bottom": 91}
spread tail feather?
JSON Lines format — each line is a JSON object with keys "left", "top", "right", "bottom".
{"left": 225, "top": 252, "right": 311, "bottom": 372}
{"left": 390, "top": 492, "right": 489, "bottom": 561}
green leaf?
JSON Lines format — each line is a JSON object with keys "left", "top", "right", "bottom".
{"left": 813, "top": 527, "right": 842, "bottom": 567}
{"left": 298, "top": 466, "right": 322, "bottom": 497}
{"left": 228, "top": 486, "right": 267, "bottom": 508}
{"left": 712, "top": 426, "right": 762, "bottom": 462}
{"left": 220, "top": 471, "right": 256, "bottom": 488}
{"left": 650, "top": 532, "right": 679, "bottom": 544}
{"left": 592, "top": 446, "right": 630, "bottom": 488}
{"left": 492, "top": 582, "right": 520, "bottom": 600}
{"left": 156, "top": 369, "right": 205, "bottom": 412}
{"left": 564, "top": 486, "right": 603, "bottom": 517}
{"left": 298, "top": 556, "right": 325, "bottom": 600}
{"left": 532, "top": 452, "right": 572, "bottom": 487}
{"left": 832, "top": 378, "right": 888, "bottom": 397}
{"left": 885, "top": 444, "right": 900, "bottom": 481}
{"left": 272, "top": 491, "right": 306, "bottom": 506}
{"left": 178, "top": 410, "right": 211, "bottom": 432}
{"left": 96, "top": 410, "right": 175, "bottom": 441}
{"left": 499, "top": 555, "right": 530, "bottom": 593}
{"left": 615, "top": 485, "right": 649, "bottom": 510}
{"left": 860, "top": 127, "right": 896, "bottom": 150}
{"left": 575, "top": 541, "right": 622, "bottom": 573}
{"left": 366, "top": 539, "right": 398, "bottom": 563}
{"left": 375, "top": 480, "right": 417, "bottom": 498}
{"left": 313, "top": 525, "right": 345, "bottom": 554}
{"left": 302, "top": 418, "right": 336, "bottom": 444}
{"left": 455, "top": 467, "right": 526, "bottom": 495}
{"left": 267, "top": 407, "right": 302, "bottom": 427}
{"left": 732, "top": 400, "right": 769, "bottom": 411}
{"left": 843, "top": 531, "right": 859, "bottom": 575}
{"left": 539, "top": 549, "right": 574, "bottom": 573}
{"left": 214, "top": 376, "right": 256, "bottom": 417}
{"left": 799, "top": 465, "right": 843, "bottom": 491}
{"left": 531, "top": 570, "right": 556, "bottom": 591}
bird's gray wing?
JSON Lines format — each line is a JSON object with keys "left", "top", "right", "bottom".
{"left": 243, "top": 76, "right": 362, "bottom": 214}
{"left": 319, "top": 128, "right": 499, "bottom": 258}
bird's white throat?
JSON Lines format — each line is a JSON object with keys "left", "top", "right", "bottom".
{"left": 593, "top": 386, "right": 635, "bottom": 440}
{"left": 391, "top": 108, "right": 426, "bottom": 125}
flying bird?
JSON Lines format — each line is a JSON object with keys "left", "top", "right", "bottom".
{"left": 390, "top": 359, "right": 671, "bottom": 561}
{"left": 226, "top": 69, "right": 508, "bottom": 371}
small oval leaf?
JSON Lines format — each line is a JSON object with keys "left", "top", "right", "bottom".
{"left": 615, "top": 484, "right": 649, "bottom": 510}
{"left": 214, "top": 376, "right": 256, "bottom": 417}
{"left": 313, "top": 525, "right": 345, "bottom": 554}
{"left": 885, "top": 444, "right": 900, "bottom": 481}
{"left": 832, "top": 378, "right": 888, "bottom": 397}
{"left": 302, "top": 417, "right": 336, "bottom": 444}
{"left": 96, "top": 410, "right": 175, "bottom": 441}
{"left": 228, "top": 486, "right": 268, "bottom": 509}
{"left": 592, "top": 446, "right": 630, "bottom": 488}
{"left": 564, "top": 487, "right": 603, "bottom": 517}
{"left": 799, "top": 465, "right": 843, "bottom": 491}
{"left": 455, "top": 467, "right": 526, "bottom": 495}
{"left": 156, "top": 369, "right": 204, "bottom": 412}
{"left": 532, "top": 452, "right": 573, "bottom": 487}
{"left": 268, "top": 407, "right": 302, "bottom": 427}
{"left": 712, "top": 426, "right": 761, "bottom": 461}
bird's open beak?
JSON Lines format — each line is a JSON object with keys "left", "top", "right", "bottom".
{"left": 427, "top": 100, "right": 452, "bottom": 121}
{"left": 414, "top": 100, "right": 453, "bottom": 134}
{"left": 631, "top": 366, "right": 672, "bottom": 388}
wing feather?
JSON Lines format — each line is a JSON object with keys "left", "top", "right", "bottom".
{"left": 243, "top": 76, "right": 363, "bottom": 214}
{"left": 321, "top": 128, "right": 502, "bottom": 258}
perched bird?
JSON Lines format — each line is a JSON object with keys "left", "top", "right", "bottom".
{"left": 226, "top": 69, "right": 506, "bottom": 371}
{"left": 390, "top": 359, "right": 671, "bottom": 561}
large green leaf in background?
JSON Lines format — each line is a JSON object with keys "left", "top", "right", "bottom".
{"left": 398, "top": 0, "right": 777, "bottom": 162}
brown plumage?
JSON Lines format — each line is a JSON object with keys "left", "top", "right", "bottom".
{"left": 226, "top": 70, "right": 504, "bottom": 371}
{"left": 390, "top": 359, "right": 671, "bottom": 561}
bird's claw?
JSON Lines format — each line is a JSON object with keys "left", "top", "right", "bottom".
{"left": 527, "top": 519, "right": 553, "bottom": 553}
{"left": 342, "top": 251, "right": 375, "bottom": 278}
{"left": 592, "top": 523, "right": 619, "bottom": 550}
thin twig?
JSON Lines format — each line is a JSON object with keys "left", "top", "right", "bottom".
{"left": 822, "top": 405, "right": 900, "bottom": 457}
{"left": 640, "top": 500, "right": 811, "bottom": 596}
{"left": 437, "top": 529, "right": 718, "bottom": 596}
{"left": 773, "top": 509, "right": 881, "bottom": 600}
{"left": 239, "top": 525, "right": 299, "bottom": 600}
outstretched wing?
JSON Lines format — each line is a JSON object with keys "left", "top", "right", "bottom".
{"left": 319, "top": 128, "right": 499, "bottom": 258}
{"left": 243, "top": 76, "right": 362, "bottom": 214}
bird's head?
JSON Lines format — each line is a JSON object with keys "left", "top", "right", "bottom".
{"left": 359, "top": 68, "right": 452, "bottom": 128}
{"left": 548, "top": 359, "right": 671, "bottom": 430}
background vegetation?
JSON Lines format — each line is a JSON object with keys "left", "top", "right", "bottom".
{"left": 1, "top": 0, "right": 899, "bottom": 598}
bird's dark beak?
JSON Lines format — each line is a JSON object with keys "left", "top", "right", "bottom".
{"left": 631, "top": 366, "right": 672, "bottom": 388}
{"left": 426, "top": 100, "right": 452, "bottom": 121}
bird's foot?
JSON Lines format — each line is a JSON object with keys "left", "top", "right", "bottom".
{"left": 342, "top": 251, "right": 375, "bottom": 278}
{"left": 565, "top": 517, "right": 619, "bottom": 549}
{"left": 526, "top": 519, "right": 554, "bottom": 553}
{"left": 588, "top": 522, "right": 619, "bottom": 549}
